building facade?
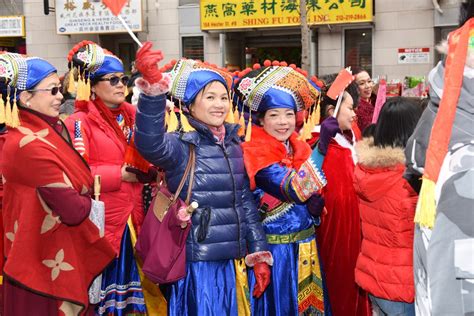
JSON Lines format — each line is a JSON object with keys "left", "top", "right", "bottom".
{"left": 0, "top": 0, "right": 463, "bottom": 81}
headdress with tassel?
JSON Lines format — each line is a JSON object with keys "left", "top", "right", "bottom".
{"left": 233, "top": 60, "right": 320, "bottom": 142}
{"left": 164, "top": 58, "right": 233, "bottom": 133}
{"left": 0, "top": 52, "right": 57, "bottom": 128}
{"left": 67, "top": 40, "right": 125, "bottom": 102}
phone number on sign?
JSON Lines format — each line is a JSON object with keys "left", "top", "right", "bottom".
{"left": 335, "top": 14, "right": 367, "bottom": 21}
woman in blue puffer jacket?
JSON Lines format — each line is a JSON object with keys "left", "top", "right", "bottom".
{"left": 133, "top": 42, "right": 272, "bottom": 315}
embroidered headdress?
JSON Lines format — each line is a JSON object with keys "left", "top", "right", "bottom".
{"left": 234, "top": 61, "right": 320, "bottom": 141}
{"left": 167, "top": 58, "right": 233, "bottom": 106}
{"left": 0, "top": 52, "right": 57, "bottom": 127}
{"left": 66, "top": 41, "right": 124, "bottom": 101}
{"left": 160, "top": 58, "right": 233, "bottom": 133}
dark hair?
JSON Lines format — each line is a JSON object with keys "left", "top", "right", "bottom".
{"left": 352, "top": 67, "right": 368, "bottom": 76}
{"left": 459, "top": 0, "right": 474, "bottom": 26}
{"left": 362, "top": 123, "right": 376, "bottom": 138}
{"left": 373, "top": 97, "right": 422, "bottom": 148}
{"left": 90, "top": 75, "right": 103, "bottom": 86}
{"left": 319, "top": 74, "right": 360, "bottom": 120}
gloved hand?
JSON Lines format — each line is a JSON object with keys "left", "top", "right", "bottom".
{"left": 253, "top": 262, "right": 271, "bottom": 298}
{"left": 307, "top": 193, "right": 325, "bottom": 218}
{"left": 125, "top": 166, "right": 158, "bottom": 183}
{"left": 135, "top": 42, "right": 164, "bottom": 84}
{"left": 318, "top": 116, "right": 340, "bottom": 155}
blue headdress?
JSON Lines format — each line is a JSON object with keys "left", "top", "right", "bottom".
{"left": 168, "top": 59, "right": 232, "bottom": 106}
{"left": 163, "top": 58, "right": 233, "bottom": 133}
{"left": 0, "top": 52, "right": 57, "bottom": 127}
{"left": 67, "top": 41, "right": 124, "bottom": 100}
{"left": 234, "top": 65, "right": 320, "bottom": 141}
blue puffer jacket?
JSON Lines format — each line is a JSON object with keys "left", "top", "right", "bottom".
{"left": 135, "top": 93, "right": 268, "bottom": 262}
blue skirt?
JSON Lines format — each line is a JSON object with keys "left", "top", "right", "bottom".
{"left": 97, "top": 225, "right": 147, "bottom": 315}
{"left": 249, "top": 237, "right": 331, "bottom": 316}
{"left": 166, "top": 259, "right": 250, "bottom": 316}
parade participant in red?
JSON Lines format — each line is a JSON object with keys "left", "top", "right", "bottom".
{"left": 0, "top": 52, "right": 114, "bottom": 315}
{"left": 65, "top": 41, "right": 155, "bottom": 315}
{"left": 353, "top": 68, "right": 375, "bottom": 133}
{"left": 316, "top": 73, "right": 371, "bottom": 316}
{"left": 354, "top": 97, "right": 422, "bottom": 316}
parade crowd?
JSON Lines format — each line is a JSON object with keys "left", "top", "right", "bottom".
{"left": 0, "top": 4, "right": 472, "bottom": 316}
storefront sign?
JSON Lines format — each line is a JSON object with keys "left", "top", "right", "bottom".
{"left": 200, "top": 0, "right": 373, "bottom": 30}
{"left": 55, "top": 0, "right": 142, "bottom": 35}
{"left": 398, "top": 48, "right": 430, "bottom": 64}
{"left": 0, "top": 16, "right": 25, "bottom": 37}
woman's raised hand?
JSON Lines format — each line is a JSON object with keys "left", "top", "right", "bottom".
{"left": 135, "top": 42, "right": 164, "bottom": 84}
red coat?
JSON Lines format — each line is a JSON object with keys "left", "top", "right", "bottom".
{"left": 65, "top": 100, "right": 144, "bottom": 253}
{"left": 353, "top": 138, "right": 417, "bottom": 303}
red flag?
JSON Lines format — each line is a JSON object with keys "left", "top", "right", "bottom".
{"left": 102, "top": 0, "right": 128, "bottom": 16}
{"left": 326, "top": 67, "right": 354, "bottom": 100}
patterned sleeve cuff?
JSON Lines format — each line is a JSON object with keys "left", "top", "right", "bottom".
{"left": 245, "top": 251, "right": 274, "bottom": 267}
{"left": 290, "top": 158, "right": 327, "bottom": 202}
{"left": 135, "top": 74, "right": 170, "bottom": 97}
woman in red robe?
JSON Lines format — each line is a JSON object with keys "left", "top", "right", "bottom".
{"left": 315, "top": 76, "right": 371, "bottom": 316}
{"left": 0, "top": 53, "right": 115, "bottom": 315}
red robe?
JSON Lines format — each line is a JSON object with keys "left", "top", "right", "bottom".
{"left": 316, "top": 139, "right": 370, "bottom": 316}
{"left": 1, "top": 109, "right": 115, "bottom": 315}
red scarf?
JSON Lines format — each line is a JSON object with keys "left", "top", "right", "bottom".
{"left": 242, "top": 126, "right": 311, "bottom": 190}
{"left": 75, "top": 97, "right": 132, "bottom": 147}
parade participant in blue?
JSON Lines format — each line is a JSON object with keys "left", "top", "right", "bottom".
{"left": 0, "top": 52, "right": 114, "bottom": 315}
{"left": 65, "top": 41, "right": 159, "bottom": 315}
{"left": 133, "top": 42, "right": 272, "bottom": 315}
{"left": 234, "top": 63, "right": 331, "bottom": 315}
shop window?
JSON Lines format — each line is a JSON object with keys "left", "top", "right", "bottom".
{"left": 344, "top": 28, "right": 372, "bottom": 76}
{"left": 182, "top": 36, "right": 204, "bottom": 60}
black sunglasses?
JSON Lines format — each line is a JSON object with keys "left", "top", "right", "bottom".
{"left": 27, "top": 86, "right": 61, "bottom": 96}
{"left": 98, "top": 75, "right": 129, "bottom": 86}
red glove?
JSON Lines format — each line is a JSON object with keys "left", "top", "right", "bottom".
{"left": 253, "top": 262, "right": 271, "bottom": 298}
{"left": 135, "top": 42, "right": 164, "bottom": 84}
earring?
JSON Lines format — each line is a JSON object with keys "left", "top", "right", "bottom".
{"left": 26, "top": 101, "right": 31, "bottom": 108}
{"left": 91, "top": 92, "right": 96, "bottom": 101}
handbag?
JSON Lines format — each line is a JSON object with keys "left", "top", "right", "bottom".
{"left": 135, "top": 144, "right": 196, "bottom": 284}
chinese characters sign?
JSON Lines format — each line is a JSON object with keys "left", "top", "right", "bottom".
{"left": 55, "top": 0, "right": 142, "bottom": 35}
{"left": 0, "top": 16, "right": 25, "bottom": 37}
{"left": 200, "top": 0, "right": 372, "bottom": 30}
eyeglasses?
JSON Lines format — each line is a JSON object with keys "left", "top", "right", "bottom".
{"left": 97, "top": 75, "right": 129, "bottom": 86}
{"left": 27, "top": 86, "right": 61, "bottom": 96}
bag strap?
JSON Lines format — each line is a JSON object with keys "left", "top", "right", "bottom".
{"left": 171, "top": 144, "right": 196, "bottom": 204}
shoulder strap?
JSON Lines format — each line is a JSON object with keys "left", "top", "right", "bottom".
{"left": 172, "top": 144, "right": 196, "bottom": 204}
